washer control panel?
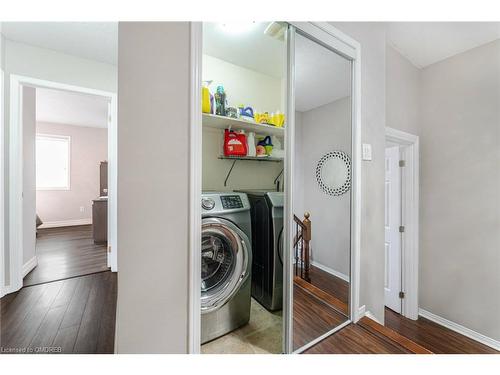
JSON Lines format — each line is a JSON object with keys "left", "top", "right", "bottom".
{"left": 201, "top": 197, "right": 215, "bottom": 210}
{"left": 220, "top": 195, "right": 243, "bottom": 209}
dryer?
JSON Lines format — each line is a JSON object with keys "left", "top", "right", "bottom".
{"left": 200, "top": 192, "right": 252, "bottom": 344}
{"left": 236, "top": 190, "right": 283, "bottom": 311}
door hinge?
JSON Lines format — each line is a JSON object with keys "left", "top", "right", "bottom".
{"left": 108, "top": 245, "right": 112, "bottom": 253}
{"left": 399, "top": 225, "right": 405, "bottom": 233}
{"left": 399, "top": 291, "right": 405, "bottom": 299}
{"left": 399, "top": 160, "right": 406, "bottom": 167}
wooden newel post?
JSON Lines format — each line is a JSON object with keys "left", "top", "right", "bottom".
{"left": 303, "top": 212, "right": 311, "bottom": 282}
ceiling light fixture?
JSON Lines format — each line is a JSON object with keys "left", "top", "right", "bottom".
{"left": 219, "top": 22, "right": 257, "bottom": 34}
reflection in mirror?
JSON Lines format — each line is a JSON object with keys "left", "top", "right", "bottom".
{"left": 292, "top": 31, "right": 352, "bottom": 351}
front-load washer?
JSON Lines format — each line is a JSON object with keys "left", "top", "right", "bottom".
{"left": 236, "top": 190, "right": 283, "bottom": 311}
{"left": 200, "top": 192, "right": 252, "bottom": 344}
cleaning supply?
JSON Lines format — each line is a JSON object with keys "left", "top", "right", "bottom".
{"left": 201, "top": 81, "right": 212, "bottom": 114}
{"left": 258, "top": 136, "right": 273, "bottom": 156}
{"left": 224, "top": 129, "right": 248, "bottom": 156}
{"left": 214, "top": 86, "right": 227, "bottom": 116}
{"left": 247, "top": 132, "right": 257, "bottom": 157}
{"left": 238, "top": 105, "right": 254, "bottom": 122}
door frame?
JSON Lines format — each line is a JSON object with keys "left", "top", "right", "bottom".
{"left": 385, "top": 127, "right": 419, "bottom": 320}
{"left": 6, "top": 74, "right": 118, "bottom": 295}
{"left": 187, "top": 21, "right": 361, "bottom": 354}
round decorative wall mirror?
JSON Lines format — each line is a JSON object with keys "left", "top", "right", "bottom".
{"left": 315, "top": 151, "right": 351, "bottom": 196}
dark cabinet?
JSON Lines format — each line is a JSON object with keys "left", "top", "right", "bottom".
{"left": 92, "top": 198, "right": 108, "bottom": 244}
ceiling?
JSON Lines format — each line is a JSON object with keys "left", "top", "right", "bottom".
{"left": 387, "top": 22, "right": 500, "bottom": 68}
{"left": 1, "top": 22, "right": 118, "bottom": 65}
{"left": 36, "top": 88, "right": 109, "bottom": 128}
{"left": 295, "top": 33, "right": 351, "bottom": 112}
{"left": 203, "top": 22, "right": 285, "bottom": 78}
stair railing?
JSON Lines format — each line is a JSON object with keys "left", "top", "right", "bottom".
{"left": 293, "top": 212, "right": 311, "bottom": 282}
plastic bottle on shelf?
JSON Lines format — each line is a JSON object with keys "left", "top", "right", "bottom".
{"left": 247, "top": 132, "right": 257, "bottom": 157}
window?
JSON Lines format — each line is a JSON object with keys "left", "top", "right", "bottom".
{"left": 36, "top": 134, "right": 70, "bottom": 190}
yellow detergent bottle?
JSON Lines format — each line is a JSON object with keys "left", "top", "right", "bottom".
{"left": 201, "top": 81, "right": 212, "bottom": 114}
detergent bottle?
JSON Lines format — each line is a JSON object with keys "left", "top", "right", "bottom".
{"left": 247, "top": 132, "right": 257, "bottom": 157}
{"left": 201, "top": 81, "right": 212, "bottom": 114}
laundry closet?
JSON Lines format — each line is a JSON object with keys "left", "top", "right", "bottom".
{"left": 199, "top": 22, "right": 356, "bottom": 354}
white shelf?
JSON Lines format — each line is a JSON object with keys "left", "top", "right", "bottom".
{"left": 202, "top": 113, "right": 284, "bottom": 136}
{"left": 218, "top": 155, "right": 284, "bottom": 163}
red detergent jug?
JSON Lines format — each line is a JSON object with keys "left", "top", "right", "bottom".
{"left": 224, "top": 130, "right": 248, "bottom": 156}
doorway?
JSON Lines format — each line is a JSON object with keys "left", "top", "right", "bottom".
{"left": 7, "top": 75, "right": 118, "bottom": 294}
{"left": 384, "top": 127, "right": 420, "bottom": 320}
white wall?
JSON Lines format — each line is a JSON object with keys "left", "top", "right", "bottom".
{"left": 203, "top": 54, "right": 282, "bottom": 113}
{"left": 22, "top": 86, "right": 36, "bottom": 266}
{"left": 419, "top": 39, "right": 500, "bottom": 341}
{"left": 1, "top": 29, "right": 6, "bottom": 289}
{"left": 36, "top": 122, "right": 107, "bottom": 225}
{"left": 295, "top": 97, "right": 351, "bottom": 277}
{"left": 116, "top": 22, "right": 190, "bottom": 354}
{"left": 2, "top": 39, "right": 117, "bottom": 289}
{"left": 202, "top": 54, "right": 284, "bottom": 192}
{"left": 386, "top": 45, "right": 421, "bottom": 136}
{"left": 332, "top": 22, "right": 387, "bottom": 322}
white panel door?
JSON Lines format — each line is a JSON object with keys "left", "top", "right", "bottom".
{"left": 384, "top": 146, "right": 402, "bottom": 313}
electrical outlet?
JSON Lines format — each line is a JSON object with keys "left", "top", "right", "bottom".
{"left": 79, "top": 206, "right": 85, "bottom": 213}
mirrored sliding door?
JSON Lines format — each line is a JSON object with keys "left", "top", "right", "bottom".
{"left": 291, "top": 29, "right": 353, "bottom": 352}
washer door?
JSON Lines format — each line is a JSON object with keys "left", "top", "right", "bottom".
{"left": 201, "top": 217, "right": 250, "bottom": 314}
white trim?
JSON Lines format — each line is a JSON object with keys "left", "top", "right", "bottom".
{"left": 310, "top": 260, "right": 349, "bottom": 282}
{"left": 283, "top": 24, "right": 295, "bottom": 354}
{"left": 22, "top": 256, "right": 37, "bottom": 277}
{"left": 7, "top": 74, "right": 118, "bottom": 296}
{"left": 419, "top": 308, "right": 500, "bottom": 351}
{"left": 38, "top": 218, "right": 92, "bottom": 229}
{"left": 293, "top": 319, "right": 351, "bottom": 354}
{"left": 385, "top": 127, "right": 420, "bottom": 320}
{"left": 365, "top": 310, "right": 383, "bottom": 325}
{"left": 35, "top": 133, "right": 71, "bottom": 191}
{"left": 358, "top": 305, "right": 366, "bottom": 319}
{"left": 358, "top": 304, "right": 384, "bottom": 325}
{"left": 188, "top": 21, "right": 202, "bottom": 355}
{"left": 0, "top": 66, "right": 5, "bottom": 298}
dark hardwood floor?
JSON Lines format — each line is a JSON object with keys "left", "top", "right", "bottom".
{"left": 293, "top": 280, "right": 349, "bottom": 349}
{"left": 384, "top": 307, "right": 498, "bottom": 354}
{"left": 24, "top": 225, "right": 109, "bottom": 287}
{"left": 1, "top": 271, "right": 117, "bottom": 354}
{"left": 308, "top": 265, "right": 349, "bottom": 307}
{"left": 304, "top": 323, "right": 411, "bottom": 354}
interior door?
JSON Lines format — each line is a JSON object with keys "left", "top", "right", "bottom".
{"left": 384, "top": 146, "right": 402, "bottom": 313}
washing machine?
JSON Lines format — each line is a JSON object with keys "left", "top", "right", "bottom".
{"left": 236, "top": 190, "right": 283, "bottom": 311}
{"left": 200, "top": 192, "right": 253, "bottom": 344}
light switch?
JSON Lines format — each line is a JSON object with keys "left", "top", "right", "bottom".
{"left": 362, "top": 143, "right": 372, "bottom": 161}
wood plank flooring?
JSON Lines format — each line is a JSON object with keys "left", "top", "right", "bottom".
{"left": 384, "top": 307, "right": 498, "bottom": 354}
{"left": 293, "top": 281, "right": 349, "bottom": 350}
{"left": 1, "top": 271, "right": 117, "bottom": 354}
{"left": 308, "top": 265, "right": 349, "bottom": 307}
{"left": 24, "top": 225, "right": 108, "bottom": 287}
{"left": 304, "top": 323, "right": 411, "bottom": 354}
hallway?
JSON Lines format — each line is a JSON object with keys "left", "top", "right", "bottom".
{"left": 24, "top": 225, "right": 109, "bottom": 287}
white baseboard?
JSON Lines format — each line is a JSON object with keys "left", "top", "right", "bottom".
{"left": 22, "top": 256, "right": 38, "bottom": 277}
{"left": 357, "top": 304, "right": 384, "bottom": 325}
{"left": 310, "top": 260, "right": 350, "bottom": 282}
{"left": 39, "top": 218, "right": 92, "bottom": 229}
{"left": 419, "top": 308, "right": 500, "bottom": 351}
{"left": 357, "top": 305, "right": 366, "bottom": 321}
